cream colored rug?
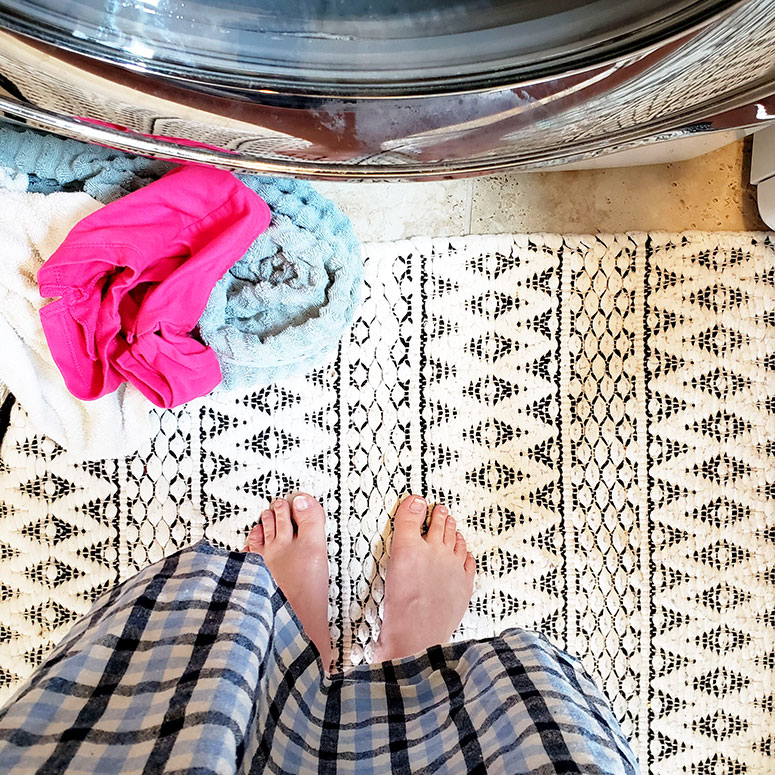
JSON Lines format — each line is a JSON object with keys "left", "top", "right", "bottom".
{"left": 0, "top": 232, "right": 773, "bottom": 774}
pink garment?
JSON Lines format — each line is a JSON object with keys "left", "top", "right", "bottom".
{"left": 38, "top": 165, "right": 271, "bottom": 408}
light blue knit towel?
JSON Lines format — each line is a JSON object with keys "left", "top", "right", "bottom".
{"left": 198, "top": 175, "right": 363, "bottom": 390}
{"left": 0, "top": 123, "right": 170, "bottom": 202}
{"left": 0, "top": 121, "right": 363, "bottom": 390}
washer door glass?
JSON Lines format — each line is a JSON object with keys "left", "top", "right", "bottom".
{"left": 0, "top": 0, "right": 738, "bottom": 93}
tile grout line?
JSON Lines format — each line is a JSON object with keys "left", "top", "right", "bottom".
{"left": 464, "top": 178, "right": 474, "bottom": 236}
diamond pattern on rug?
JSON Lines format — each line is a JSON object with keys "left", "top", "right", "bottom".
{"left": 421, "top": 235, "right": 562, "bottom": 649}
{"left": 0, "top": 232, "right": 773, "bottom": 775}
{"left": 199, "top": 373, "right": 342, "bottom": 644}
{"left": 646, "top": 234, "right": 774, "bottom": 775}
{"left": 560, "top": 234, "right": 648, "bottom": 745}
{"left": 0, "top": 427, "right": 119, "bottom": 691}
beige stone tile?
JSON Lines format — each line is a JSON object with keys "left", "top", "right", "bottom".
{"left": 312, "top": 179, "right": 471, "bottom": 242}
{"left": 470, "top": 140, "right": 766, "bottom": 235}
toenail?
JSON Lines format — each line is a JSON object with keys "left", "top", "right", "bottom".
{"left": 407, "top": 495, "right": 426, "bottom": 513}
{"left": 436, "top": 505, "right": 447, "bottom": 515}
{"left": 293, "top": 494, "right": 311, "bottom": 510}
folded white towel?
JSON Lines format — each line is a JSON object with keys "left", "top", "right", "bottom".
{"left": 0, "top": 189, "right": 153, "bottom": 460}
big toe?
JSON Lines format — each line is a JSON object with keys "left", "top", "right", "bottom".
{"left": 393, "top": 494, "right": 427, "bottom": 539}
{"left": 291, "top": 493, "right": 326, "bottom": 540}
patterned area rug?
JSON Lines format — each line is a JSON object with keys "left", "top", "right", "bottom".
{"left": 0, "top": 232, "right": 773, "bottom": 774}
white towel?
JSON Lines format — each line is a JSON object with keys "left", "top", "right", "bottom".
{"left": 0, "top": 189, "right": 153, "bottom": 460}
{"left": 0, "top": 166, "right": 28, "bottom": 192}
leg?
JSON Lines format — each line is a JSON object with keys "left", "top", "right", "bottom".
{"left": 374, "top": 494, "right": 476, "bottom": 661}
{"left": 245, "top": 493, "right": 333, "bottom": 671}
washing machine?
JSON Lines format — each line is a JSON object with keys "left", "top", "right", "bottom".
{"left": 0, "top": 0, "right": 772, "bottom": 187}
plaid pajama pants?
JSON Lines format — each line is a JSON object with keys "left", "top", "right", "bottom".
{"left": 0, "top": 541, "right": 638, "bottom": 774}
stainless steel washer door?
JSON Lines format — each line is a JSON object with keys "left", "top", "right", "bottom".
{"left": 0, "top": 0, "right": 772, "bottom": 177}
{"left": 0, "top": 0, "right": 740, "bottom": 94}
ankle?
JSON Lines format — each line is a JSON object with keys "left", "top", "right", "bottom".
{"left": 373, "top": 630, "right": 419, "bottom": 663}
{"left": 372, "top": 638, "right": 393, "bottom": 663}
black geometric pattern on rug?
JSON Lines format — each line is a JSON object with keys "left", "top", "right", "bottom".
{"left": 0, "top": 232, "right": 773, "bottom": 775}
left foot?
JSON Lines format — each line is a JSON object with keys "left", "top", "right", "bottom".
{"left": 245, "top": 494, "right": 333, "bottom": 671}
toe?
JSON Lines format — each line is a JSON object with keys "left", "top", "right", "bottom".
{"left": 271, "top": 499, "right": 293, "bottom": 543}
{"left": 426, "top": 504, "right": 447, "bottom": 543}
{"left": 393, "top": 494, "right": 427, "bottom": 538}
{"left": 443, "top": 515, "right": 457, "bottom": 546}
{"left": 454, "top": 531, "right": 467, "bottom": 556}
{"left": 245, "top": 523, "right": 265, "bottom": 553}
{"left": 291, "top": 493, "right": 326, "bottom": 541}
{"left": 260, "top": 509, "right": 276, "bottom": 543}
{"left": 464, "top": 552, "right": 477, "bottom": 575}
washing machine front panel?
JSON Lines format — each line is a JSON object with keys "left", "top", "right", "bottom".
{"left": 0, "top": 0, "right": 771, "bottom": 177}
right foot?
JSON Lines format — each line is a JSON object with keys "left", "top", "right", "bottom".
{"left": 374, "top": 494, "right": 476, "bottom": 662}
{"left": 245, "top": 494, "right": 333, "bottom": 671}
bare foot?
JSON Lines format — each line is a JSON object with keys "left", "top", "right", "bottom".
{"left": 374, "top": 494, "right": 476, "bottom": 661}
{"left": 245, "top": 494, "right": 333, "bottom": 671}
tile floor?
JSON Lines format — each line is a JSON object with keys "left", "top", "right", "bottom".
{"left": 314, "top": 139, "right": 766, "bottom": 242}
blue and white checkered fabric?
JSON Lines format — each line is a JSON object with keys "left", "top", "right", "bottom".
{"left": 0, "top": 542, "right": 638, "bottom": 774}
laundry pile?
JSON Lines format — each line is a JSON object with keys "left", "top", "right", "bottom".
{"left": 0, "top": 124, "right": 363, "bottom": 460}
